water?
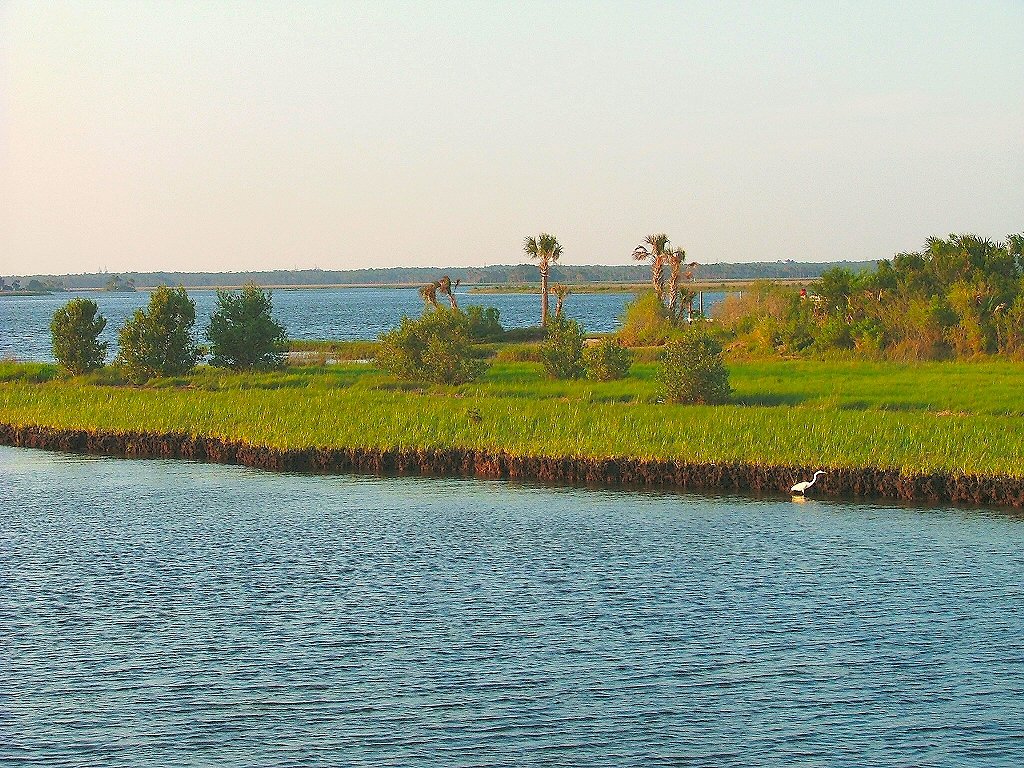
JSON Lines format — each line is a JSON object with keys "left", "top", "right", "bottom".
{"left": 3, "top": 446, "right": 1023, "bottom": 766}
{"left": 0, "top": 288, "right": 727, "bottom": 363}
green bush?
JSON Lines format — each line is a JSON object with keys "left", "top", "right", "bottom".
{"left": 50, "top": 298, "right": 108, "bottom": 375}
{"left": 465, "top": 306, "right": 505, "bottom": 341}
{"left": 207, "top": 283, "right": 287, "bottom": 370}
{"left": 618, "top": 291, "right": 675, "bottom": 346}
{"left": 540, "top": 315, "right": 584, "bottom": 379}
{"left": 115, "top": 286, "right": 199, "bottom": 383}
{"left": 582, "top": 337, "right": 633, "bottom": 381}
{"left": 659, "top": 325, "right": 732, "bottom": 404}
{"left": 376, "top": 308, "right": 487, "bottom": 384}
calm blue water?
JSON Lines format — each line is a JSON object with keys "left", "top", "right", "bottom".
{"left": 0, "top": 288, "right": 727, "bottom": 363}
{"left": 3, "top": 445, "right": 1024, "bottom": 766}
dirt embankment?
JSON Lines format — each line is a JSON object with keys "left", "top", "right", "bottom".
{"left": 2, "top": 423, "right": 1023, "bottom": 507}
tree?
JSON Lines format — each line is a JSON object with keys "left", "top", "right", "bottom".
{"left": 207, "top": 282, "right": 287, "bottom": 370}
{"left": 419, "top": 282, "right": 440, "bottom": 309}
{"left": 632, "top": 233, "right": 671, "bottom": 304}
{"left": 551, "top": 283, "right": 570, "bottom": 317}
{"left": 618, "top": 291, "right": 675, "bottom": 346}
{"left": 419, "top": 275, "right": 460, "bottom": 310}
{"left": 376, "top": 308, "right": 487, "bottom": 384}
{"left": 437, "top": 276, "right": 460, "bottom": 310}
{"left": 540, "top": 315, "right": 584, "bottom": 379}
{"left": 523, "top": 233, "right": 563, "bottom": 326}
{"left": 51, "top": 298, "right": 107, "bottom": 375}
{"left": 465, "top": 306, "right": 504, "bottom": 341}
{"left": 115, "top": 286, "right": 199, "bottom": 382}
{"left": 666, "top": 248, "right": 698, "bottom": 320}
{"left": 582, "top": 337, "right": 633, "bottom": 381}
{"left": 659, "top": 325, "right": 731, "bottom": 404}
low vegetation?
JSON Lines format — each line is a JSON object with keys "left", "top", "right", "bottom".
{"left": 540, "top": 315, "right": 585, "bottom": 379}
{"left": 582, "top": 338, "right": 633, "bottom": 381}
{"left": 717, "top": 233, "right": 1024, "bottom": 360}
{"left": 659, "top": 326, "right": 732, "bottom": 404}
{"left": 3, "top": 359, "right": 1024, "bottom": 477}
{"left": 375, "top": 308, "right": 487, "bottom": 384}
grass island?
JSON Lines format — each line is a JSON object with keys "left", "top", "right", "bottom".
{"left": 3, "top": 351, "right": 1024, "bottom": 507}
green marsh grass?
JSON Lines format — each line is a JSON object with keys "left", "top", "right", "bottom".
{"left": 2, "top": 358, "right": 1024, "bottom": 476}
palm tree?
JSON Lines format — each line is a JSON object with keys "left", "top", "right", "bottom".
{"left": 438, "top": 276, "right": 460, "bottom": 310}
{"left": 551, "top": 283, "right": 570, "bottom": 317}
{"left": 523, "top": 233, "right": 563, "bottom": 325}
{"left": 419, "top": 282, "right": 440, "bottom": 309}
{"left": 667, "top": 248, "right": 700, "bottom": 319}
{"left": 632, "top": 233, "right": 671, "bottom": 303}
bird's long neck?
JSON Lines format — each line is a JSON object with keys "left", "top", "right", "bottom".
{"left": 808, "top": 472, "right": 822, "bottom": 487}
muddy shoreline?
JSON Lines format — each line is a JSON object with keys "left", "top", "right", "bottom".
{"left": 3, "top": 423, "right": 1023, "bottom": 507}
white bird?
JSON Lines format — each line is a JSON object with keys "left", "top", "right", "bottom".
{"left": 791, "top": 471, "right": 825, "bottom": 495}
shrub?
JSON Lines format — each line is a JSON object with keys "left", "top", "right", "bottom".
{"left": 50, "top": 298, "right": 107, "bottom": 375}
{"left": 207, "top": 283, "right": 287, "bottom": 370}
{"left": 618, "top": 291, "right": 675, "bottom": 346}
{"left": 540, "top": 315, "right": 584, "bottom": 379}
{"left": 115, "top": 286, "right": 199, "bottom": 383}
{"left": 582, "top": 337, "right": 633, "bottom": 381}
{"left": 659, "top": 325, "right": 731, "bottom": 404}
{"left": 376, "top": 308, "right": 487, "bottom": 384}
{"left": 465, "top": 305, "right": 505, "bottom": 341}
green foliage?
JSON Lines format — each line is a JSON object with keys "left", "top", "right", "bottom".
{"left": 115, "top": 286, "right": 199, "bottom": 383}
{"left": 465, "top": 305, "right": 505, "bottom": 341}
{"left": 376, "top": 308, "right": 487, "bottom": 384}
{"left": 9, "top": 358, "right": 1024, "bottom": 477}
{"left": 540, "top": 315, "right": 584, "bottom": 379}
{"left": 717, "top": 233, "right": 1024, "bottom": 360}
{"left": 618, "top": 291, "right": 676, "bottom": 346}
{"left": 0, "top": 361, "right": 59, "bottom": 383}
{"left": 813, "top": 267, "right": 860, "bottom": 316}
{"left": 582, "top": 337, "right": 633, "bottom": 381}
{"left": 493, "top": 342, "right": 542, "bottom": 363}
{"left": 207, "top": 283, "right": 287, "bottom": 370}
{"left": 659, "top": 325, "right": 732, "bottom": 404}
{"left": 50, "top": 298, "right": 107, "bottom": 375}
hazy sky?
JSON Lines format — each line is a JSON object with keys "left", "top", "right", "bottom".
{"left": 2, "top": 1, "right": 1022, "bottom": 274}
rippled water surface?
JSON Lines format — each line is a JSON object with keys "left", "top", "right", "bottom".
{"left": 4, "top": 446, "right": 1024, "bottom": 766}
{"left": 1, "top": 287, "right": 733, "bottom": 363}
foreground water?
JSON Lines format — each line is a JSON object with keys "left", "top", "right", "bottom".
{"left": 0, "top": 287, "right": 729, "bottom": 363}
{"left": 4, "top": 446, "right": 1024, "bottom": 766}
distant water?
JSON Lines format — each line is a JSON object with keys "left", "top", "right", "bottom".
{"left": 0, "top": 287, "right": 728, "bottom": 363}
{"left": 3, "top": 445, "right": 1024, "bottom": 766}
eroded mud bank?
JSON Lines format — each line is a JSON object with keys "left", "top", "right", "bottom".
{"left": 2, "top": 423, "right": 1022, "bottom": 507}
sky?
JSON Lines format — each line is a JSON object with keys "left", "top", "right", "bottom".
{"left": 1, "top": 1, "right": 1022, "bottom": 275}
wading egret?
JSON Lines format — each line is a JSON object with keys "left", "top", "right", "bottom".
{"left": 791, "top": 471, "right": 825, "bottom": 495}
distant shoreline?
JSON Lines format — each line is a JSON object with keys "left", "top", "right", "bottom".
{"left": 35, "top": 278, "right": 815, "bottom": 294}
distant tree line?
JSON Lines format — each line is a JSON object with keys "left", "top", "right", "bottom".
{"left": 10, "top": 260, "right": 877, "bottom": 290}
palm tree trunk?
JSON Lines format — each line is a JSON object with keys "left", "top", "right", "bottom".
{"left": 668, "top": 262, "right": 681, "bottom": 318}
{"left": 652, "top": 256, "right": 665, "bottom": 303}
{"left": 540, "top": 260, "right": 549, "bottom": 326}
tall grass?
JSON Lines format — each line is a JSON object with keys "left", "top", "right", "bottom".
{"left": 2, "top": 359, "right": 1024, "bottom": 475}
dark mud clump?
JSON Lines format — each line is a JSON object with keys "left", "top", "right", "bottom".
{"left": 2, "top": 423, "right": 1023, "bottom": 507}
